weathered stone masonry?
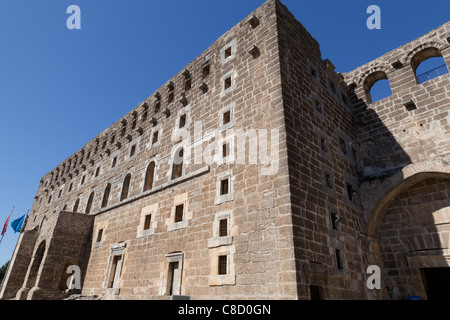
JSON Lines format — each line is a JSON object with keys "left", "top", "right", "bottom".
{"left": 1, "top": 0, "right": 449, "bottom": 300}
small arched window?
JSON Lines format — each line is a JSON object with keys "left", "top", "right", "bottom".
{"left": 364, "top": 71, "right": 392, "bottom": 104}
{"left": 86, "top": 192, "right": 95, "bottom": 214}
{"left": 73, "top": 198, "right": 80, "bottom": 213}
{"left": 412, "top": 47, "right": 449, "bottom": 84}
{"left": 102, "top": 183, "right": 111, "bottom": 208}
{"left": 144, "top": 161, "right": 156, "bottom": 191}
{"left": 171, "top": 148, "right": 184, "bottom": 180}
{"left": 39, "top": 216, "right": 46, "bottom": 231}
{"left": 120, "top": 174, "right": 132, "bottom": 201}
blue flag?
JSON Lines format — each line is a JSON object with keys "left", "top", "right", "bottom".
{"left": 11, "top": 214, "right": 26, "bottom": 233}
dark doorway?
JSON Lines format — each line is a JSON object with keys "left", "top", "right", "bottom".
{"left": 422, "top": 268, "right": 450, "bottom": 300}
{"left": 310, "top": 285, "right": 323, "bottom": 300}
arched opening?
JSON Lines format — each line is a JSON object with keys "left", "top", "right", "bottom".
{"left": 411, "top": 47, "right": 449, "bottom": 84}
{"left": 376, "top": 175, "right": 450, "bottom": 300}
{"left": 39, "top": 216, "right": 46, "bottom": 232}
{"left": 102, "top": 183, "right": 111, "bottom": 208}
{"left": 363, "top": 71, "right": 392, "bottom": 104}
{"left": 73, "top": 199, "right": 80, "bottom": 213}
{"left": 26, "top": 241, "right": 46, "bottom": 288}
{"left": 171, "top": 148, "right": 184, "bottom": 180}
{"left": 144, "top": 161, "right": 156, "bottom": 192}
{"left": 85, "top": 192, "right": 95, "bottom": 214}
{"left": 120, "top": 174, "right": 132, "bottom": 201}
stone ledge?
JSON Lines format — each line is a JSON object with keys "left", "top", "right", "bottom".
{"left": 92, "top": 165, "right": 210, "bottom": 216}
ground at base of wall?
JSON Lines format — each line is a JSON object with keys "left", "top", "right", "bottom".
{"left": 63, "top": 294, "right": 101, "bottom": 300}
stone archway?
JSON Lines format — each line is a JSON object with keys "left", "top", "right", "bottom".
{"left": 360, "top": 158, "right": 450, "bottom": 300}
{"left": 377, "top": 175, "right": 450, "bottom": 299}
{"left": 362, "top": 158, "right": 450, "bottom": 238}
{"left": 25, "top": 241, "right": 46, "bottom": 289}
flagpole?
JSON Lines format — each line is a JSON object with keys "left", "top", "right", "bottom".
{"left": 0, "top": 208, "right": 28, "bottom": 292}
{"left": 20, "top": 209, "right": 30, "bottom": 233}
{"left": 0, "top": 206, "right": 14, "bottom": 245}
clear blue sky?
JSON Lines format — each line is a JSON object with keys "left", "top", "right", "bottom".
{"left": 0, "top": 0, "right": 449, "bottom": 266}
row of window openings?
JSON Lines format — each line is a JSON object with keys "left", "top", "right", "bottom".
{"left": 311, "top": 56, "right": 448, "bottom": 105}
{"left": 43, "top": 146, "right": 139, "bottom": 205}
{"left": 97, "top": 209, "right": 229, "bottom": 242}
{"left": 49, "top": 128, "right": 334, "bottom": 208}
{"left": 309, "top": 64, "right": 349, "bottom": 107}
{"left": 43, "top": 95, "right": 234, "bottom": 194}
{"left": 324, "top": 172, "right": 358, "bottom": 202}
{"left": 367, "top": 56, "right": 448, "bottom": 103}
{"left": 107, "top": 251, "right": 229, "bottom": 292}
{"left": 44, "top": 116, "right": 146, "bottom": 187}
{"left": 106, "top": 243, "right": 336, "bottom": 293}
{"left": 319, "top": 133, "right": 358, "bottom": 163}
{"left": 56, "top": 161, "right": 232, "bottom": 216}
{"left": 54, "top": 77, "right": 231, "bottom": 183}
{"left": 44, "top": 41, "right": 239, "bottom": 188}
{"left": 50, "top": 108, "right": 231, "bottom": 197}
{"left": 44, "top": 141, "right": 229, "bottom": 208}
{"left": 151, "top": 43, "right": 236, "bottom": 109}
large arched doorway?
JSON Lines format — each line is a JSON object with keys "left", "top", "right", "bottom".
{"left": 25, "top": 241, "right": 46, "bottom": 289}
{"left": 376, "top": 175, "right": 450, "bottom": 300}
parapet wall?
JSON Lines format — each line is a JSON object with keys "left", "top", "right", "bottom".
{"left": 344, "top": 22, "right": 450, "bottom": 178}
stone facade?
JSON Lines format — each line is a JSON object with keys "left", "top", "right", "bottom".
{"left": 1, "top": 0, "right": 449, "bottom": 300}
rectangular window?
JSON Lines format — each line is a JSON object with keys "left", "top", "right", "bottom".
{"left": 108, "top": 255, "right": 123, "bottom": 288}
{"left": 347, "top": 183, "right": 355, "bottom": 201}
{"left": 220, "top": 178, "right": 229, "bottom": 196}
{"left": 175, "top": 204, "right": 184, "bottom": 223}
{"left": 218, "top": 255, "right": 227, "bottom": 275}
{"left": 310, "top": 285, "right": 322, "bottom": 300}
{"left": 144, "top": 214, "right": 152, "bottom": 230}
{"left": 202, "top": 64, "right": 210, "bottom": 78}
{"left": 219, "top": 219, "right": 228, "bottom": 237}
{"left": 155, "top": 102, "right": 161, "bottom": 113}
{"left": 325, "top": 173, "right": 333, "bottom": 189}
{"left": 112, "top": 157, "right": 117, "bottom": 168}
{"left": 320, "top": 137, "right": 328, "bottom": 153}
{"left": 224, "top": 47, "right": 232, "bottom": 59}
{"left": 310, "top": 66, "right": 318, "bottom": 79}
{"left": 222, "top": 143, "right": 229, "bottom": 159}
{"left": 223, "top": 110, "right": 231, "bottom": 125}
{"left": 179, "top": 114, "right": 186, "bottom": 129}
{"left": 329, "top": 80, "right": 337, "bottom": 95}
{"left": 152, "top": 131, "right": 159, "bottom": 145}
{"left": 335, "top": 249, "right": 343, "bottom": 270}
{"left": 331, "top": 213, "right": 339, "bottom": 230}
{"left": 339, "top": 137, "right": 347, "bottom": 155}
{"left": 96, "top": 229, "right": 103, "bottom": 242}
{"left": 81, "top": 176, "right": 85, "bottom": 185}
{"left": 168, "top": 261, "right": 180, "bottom": 295}
{"left": 224, "top": 76, "right": 232, "bottom": 90}
{"left": 185, "top": 78, "right": 192, "bottom": 91}
{"left": 130, "top": 145, "right": 136, "bottom": 157}
{"left": 95, "top": 167, "right": 100, "bottom": 177}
